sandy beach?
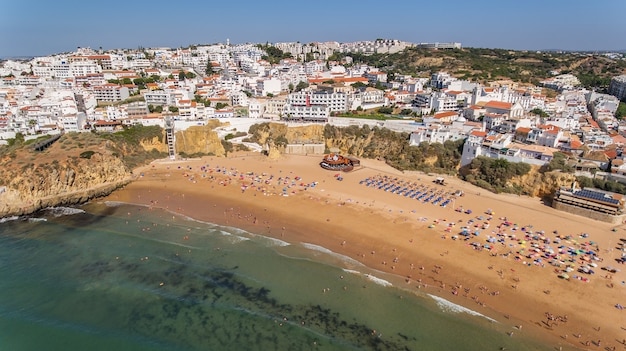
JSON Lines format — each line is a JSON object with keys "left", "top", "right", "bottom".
{"left": 104, "top": 152, "right": 626, "bottom": 350}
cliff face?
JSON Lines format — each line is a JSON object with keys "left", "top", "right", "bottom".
{"left": 509, "top": 167, "right": 576, "bottom": 198}
{"left": 0, "top": 131, "right": 152, "bottom": 217}
{"left": 0, "top": 122, "right": 236, "bottom": 217}
{"left": 0, "top": 152, "right": 132, "bottom": 217}
{"left": 175, "top": 124, "right": 225, "bottom": 156}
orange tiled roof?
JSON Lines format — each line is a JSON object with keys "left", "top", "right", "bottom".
{"left": 484, "top": 100, "right": 512, "bottom": 110}
{"left": 470, "top": 130, "right": 487, "bottom": 137}
{"left": 570, "top": 140, "right": 583, "bottom": 149}
{"left": 434, "top": 111, "right": 458, "bottom": 118}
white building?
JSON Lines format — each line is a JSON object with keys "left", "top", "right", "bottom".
{"left": 93, "top": 84, "right": 129, "bottom": 102}
{"left": 609, "top": 75, "right": 626, "bottom": 100}
{"left": 288, "top": 91, "right": 348, "bottom": 113}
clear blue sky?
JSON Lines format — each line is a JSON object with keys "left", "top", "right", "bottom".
{"left": 2, "top": 0, "right": 625, "bottom": 57}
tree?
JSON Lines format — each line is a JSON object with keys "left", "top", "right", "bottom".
{"left": 133, "top": 78, "right": 146, "bottom": 89}
{"left": 616, "top": 101, "right": 626, "bottom": 120}
{"left": 205, "top": 61, "right": 215, "bottom": 75}
{"left": 185, "top": 71, "right": 196, "bottom": 79}
{"left": 530, "top": 108, "right": 549, "bottom": 118}
{"left": 178, "top": 71, "right": 186, "bottom": 81}
{"left": 168, "top": 106, "right": 179, "bottom": 113}
{"left": 294, "top": 81, "right": 309, "bottom": 92}
{"left": 378, "top": 106, "right": 393, "bottom": 114}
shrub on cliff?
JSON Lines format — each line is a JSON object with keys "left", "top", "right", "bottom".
{"left": 460, "top": 156, "right": 531, "bottom": 193}
{"left": 99, "top": 125, "right": 164, "bottom": 145}
{"left": 98, "top": 125, "right": 167, "bottom": 169}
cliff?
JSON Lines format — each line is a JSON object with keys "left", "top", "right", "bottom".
{"left": 0, "top": 129, "right": 162, "bottom": 217}
{"left": 175, "top": 123, "right": 225, "bottom": 157}
{"left": 0, "top": 152, "right": 132, "bottom": 217}
{"left": 0, "top": 122, "right": 236, "bottom": 217}
{"left": 509, "top": 167, "right": 576, "bottom": 199}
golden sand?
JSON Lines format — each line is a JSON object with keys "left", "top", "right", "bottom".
{"left": 104, "top": 153, "right": 626, "bottom": 350}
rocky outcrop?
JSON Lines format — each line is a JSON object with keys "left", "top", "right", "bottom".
{"left": 0, "top": 152, "right": 132, "bottom": 217}
{"left": 140, "top": 136, "right": 168, "bottom": 153}
{"left": 175, "top": 124, "right": 225, "bottom": 156}
{"left": 509, "top": 167, "right": 576, "bottom": 198}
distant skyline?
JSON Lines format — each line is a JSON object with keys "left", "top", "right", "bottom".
{"left": 2, "top": 0, "right": 625, "bottom": 57}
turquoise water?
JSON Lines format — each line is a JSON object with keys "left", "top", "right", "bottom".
{"left": 0, "top": 203, "right": 557, "bottom": 350}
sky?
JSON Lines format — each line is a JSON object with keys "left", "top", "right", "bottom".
{"left": 1, "top": 0, "right": 625, "bottom": 57}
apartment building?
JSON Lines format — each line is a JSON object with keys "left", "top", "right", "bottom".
{"left": 70, "top": 60, "right": 101, "bottom": 77}
{"left": 283, "top": 104, "right": 329, "bottom": 123}
{"left": 143, "top": 90, "right": 174, "bottom": 106}
{"left": 93, "top": 84, "right": 129, "bottom": 102}
{"left": 409, "top": 124, "right": 467, "bottom": 145}
{"left": 288, "top": 91, "right": 348, "bottom": 112}
{"left": 264, "top": 95, "right": 288, "bottom": 118}
{"left": 609, "top": 75, "right": 626, "bottom": 101}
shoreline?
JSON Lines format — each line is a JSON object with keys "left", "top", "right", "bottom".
{"left": 0, "top": 178, "right": 133, "bottom": 218}
{"left": 100, "top": 153, "right": 625, "bottom": 350}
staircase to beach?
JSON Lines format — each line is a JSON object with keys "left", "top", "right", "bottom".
{"left": 165, "top": 117, "right": 176, "bottom": 160}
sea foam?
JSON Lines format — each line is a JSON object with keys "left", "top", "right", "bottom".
{"left": 0, "top": 215, "right": 19, "bottom": 223}
{"left": 301, "top": 242, "right": 364, "bottom": 267}
{"left": 428, "top": 294, "right": 497, "bottom": 323}
{"left": 365, "top": 274, "right": 393, "bottom": 287}
{"left": 45, "top": 207, "right": 86, "bottom": 217}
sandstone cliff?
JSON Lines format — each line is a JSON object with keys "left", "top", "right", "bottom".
{"left": 0, "top": 122, "right": 236, "bottom": 217}
{"left": 0, "top": 153, "right": 132, "bottom": 217}
{"left": 0, "top": 129, "right": 161, "bottom": 217}
{"left": 509, "top": 167, "right": 576, "bottom": 198}
{"left": 175, "top": 123, "right": 225, "bottom": 157}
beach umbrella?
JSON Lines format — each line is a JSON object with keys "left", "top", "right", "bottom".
{"left": 559, "top": 273, "right": 570, "bottom": 280}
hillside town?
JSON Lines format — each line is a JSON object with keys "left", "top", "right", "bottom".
{"left": 1, "top": 39, "right": 626, "bottom": 177}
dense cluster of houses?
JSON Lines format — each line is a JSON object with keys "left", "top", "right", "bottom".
{"left": 1, "top": 41, "right": 625, "bottom": 176}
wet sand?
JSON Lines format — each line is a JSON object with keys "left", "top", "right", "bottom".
{"left": 104, "top": 153, "right": 626, "bottom": 350}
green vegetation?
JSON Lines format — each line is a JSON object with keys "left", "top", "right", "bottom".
{"left": 96, "top": 124, "right": 166, "bottom": 168}
{"left": 79, "top": 150, "right": 96, "bottom": 159}
{"left": 6, "top": 132, "right": 25, "bottom": 147}
{"left": 576, "top": 175, "right": 626, "bottom": 194}
{"left": 530, "top": 108, "right": 549, "bottom": 118}
{"left": 224, "top": 131, "right": 247, "bottom": 140}
{"left": 460, "top": 156, "right": 532, "bottom": 194}
{"left": 294, "top": 81, "right": 309, "bottom": 92}
{"left": 100, "top": 124, "right": 163, "bottom": 145}
{"left": 148, "top": 105, "right": 163, "bottom": 113}
{"left": 255, "top": 44, "right": 293, "bottom": 64}
{"left": 179, "top": 151, "right": 215, "bottom": 158}
{"left": 215, "top": 102, "right": 229, "bottom": 110}
{"left": 540, "top": 152, "right": 574, "bottom": 173}
{"left": 331, "top": 47, "right": 626, "bottom": 88}
{"left": 616, "top": 101, "right": 626, "bottom": 119}
{"left": 248, "top": 123, "right": 463, "bottom": 174}
{"left": 205, "top": 61, "right": 215, "bottom": 75}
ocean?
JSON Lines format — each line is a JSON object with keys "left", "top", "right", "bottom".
{"left": 0, "top": 202, "right": 558, "bottom": 351}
